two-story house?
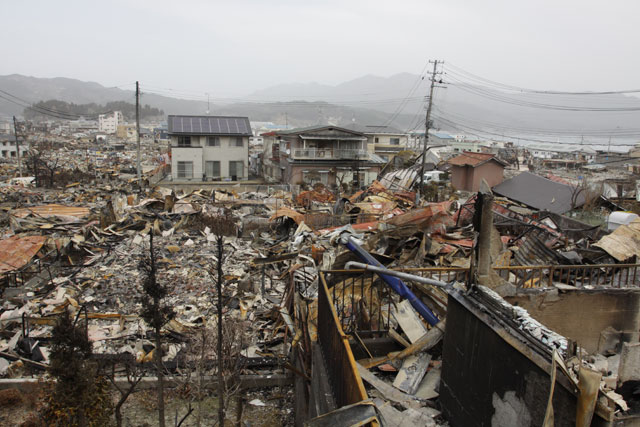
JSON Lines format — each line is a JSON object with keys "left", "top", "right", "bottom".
{"left": 262, "top": 125, "right": 385, "bottom": 187}
{"left": 168, "top": 115, "right": 251, "bottom": 181}
{"left": 343, "top": 124, "right": 409, "bottom": 162}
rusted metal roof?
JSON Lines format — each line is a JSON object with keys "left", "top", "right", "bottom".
{"left": 11, "top": 204, "right": 91, "bottom": 219}
{"left": 0, "top": 235, "right": 47, "bottom": 274}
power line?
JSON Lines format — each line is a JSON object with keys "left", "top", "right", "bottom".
{"left": 0, "top": 89, "right": 115, "bottom": 120}
{"left": 447, "top": 63, "right": 640, "bottom": 95}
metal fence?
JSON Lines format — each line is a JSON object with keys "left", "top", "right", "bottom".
{"left": 494, "top": 263, "right": 640, "bottom": 288}
{"left": 317, "top": 273, "right": 368, "bottom": 408}
{"left": 321, "top": 264, "right": 640, "bottom": 331}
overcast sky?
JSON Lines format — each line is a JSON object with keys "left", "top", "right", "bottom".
{"left": 3, "top": 0, "right": 639, "bottom": 98}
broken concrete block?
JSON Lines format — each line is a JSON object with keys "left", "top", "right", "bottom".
{"left": 618, "top": 342, "right": 640, "bottom": 384}
{"left": 598, "top": 326, "right": 621, "bottom": 354}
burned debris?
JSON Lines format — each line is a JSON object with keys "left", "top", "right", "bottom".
{"left": 0, "top": 122, "right": 639, "bottom": 427}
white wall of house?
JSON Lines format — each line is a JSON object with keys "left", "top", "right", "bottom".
{"left": 170, "top": 135, "right": 249, "bottom": 181}
{"left": 0, "top": 140, "right": 28, "bottom": 158}
{"left": 366, "top": 134, "right": 408, "bottom": 152}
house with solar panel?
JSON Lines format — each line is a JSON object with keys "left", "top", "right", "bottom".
{"left": 167, "top": 115, "right": 251, "bottom": 181}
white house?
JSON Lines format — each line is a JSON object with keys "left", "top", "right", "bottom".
{"left": 168, "top": 115, "right": 251, "bottom": 181}
{"left": 0, "top": 134, "right": 28, "bottom": 159}
{"left": 98, "top": 111, "right": 124, "bottom": 134}
{"left": 525, "top": 142, "right": 596, "bottom": 163}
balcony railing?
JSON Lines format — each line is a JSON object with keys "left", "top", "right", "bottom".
{"left": 291, "top": 148, "right": 368, "bottom": 160}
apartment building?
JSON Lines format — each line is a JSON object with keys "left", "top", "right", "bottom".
{"left": 98, "top": 111, "right": 124, "bottom": 134}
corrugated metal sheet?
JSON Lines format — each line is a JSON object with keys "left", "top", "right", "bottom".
{"left": 11, "top": 204, "right": 90, "bottom": 219}
{"left": 512, "top": 235, "right": 562, "bottom": 266}
{"left": 0, "top": 235, "right": 47, "bottom": 274}
{"left": 493, "top": 172, "right": 585, "bottom": 215}
{"left": 594, "top": 218, "right": 640, "bottom": 262}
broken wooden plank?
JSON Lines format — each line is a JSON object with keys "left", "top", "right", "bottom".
{"left": 357, "top": 363, "right": 421, "bottom": 410}
{"left": 388, "top": 328, "right": 410, "bottom": 348}
{"left": 393, "top": 352, "right": 431, "bottom": 395}
{"left": 393, "top": 300, "right": 428, "bottom": 343}
{"left": 392, "top": 319, "right": 446, "bottom": 361}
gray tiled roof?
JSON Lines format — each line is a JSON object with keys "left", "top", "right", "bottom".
{"left": 168, "top": 115, "right": 252, "bottom": 136}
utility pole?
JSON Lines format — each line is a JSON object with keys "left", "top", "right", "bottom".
{"left": 136, "top": 81, "right": 141, "bottom": 185}
{"left": 12, "top": 116, "right": 22, "bottom": 177}
{"left": 418, "top": 60, "right": 442, "bottom": 200}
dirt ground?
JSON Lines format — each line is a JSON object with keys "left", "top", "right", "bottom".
{"left": 0, "top": 385, "right": 294, "bottom": 427}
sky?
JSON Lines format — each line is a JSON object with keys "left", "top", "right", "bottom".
{"left": 3, "top": 0, "right": 640, "bottom": 98}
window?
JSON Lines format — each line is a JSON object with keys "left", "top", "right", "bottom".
{"left": 177, "top": 136, "right": 191, "bottom": 147}
{"left": 229, "top": 161, "right": 244, "bottom": 179}
{"left": 233, "top": 137, "right": 244, "bottom": 147}
{"left": 374, "top": 137, "right": 379, "bottom": 143}
{"left": 206, "top": 136, "right": 220, "bottom": 147}
{"left": 205, "top": 161, "right": 220, "bottom": 178}
{"left": 390, "top": 138, "right": 400, "bottom": 145}
{"left": 177, "top": 161, "right": 193, "bottom": 178}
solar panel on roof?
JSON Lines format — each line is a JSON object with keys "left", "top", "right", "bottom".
{"left": 168, "top": 116, "right": 250, "bottom": 135}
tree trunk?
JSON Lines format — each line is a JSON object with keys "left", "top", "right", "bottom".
{"left": 217, "top": 235, "right": 225, "bottom": 427}
{"left": 156, "top": 317, "right": 165, "bottom": 427}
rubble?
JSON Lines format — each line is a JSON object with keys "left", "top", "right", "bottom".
{"left": 1, "top": 141, "right": 640, "bottom": 426}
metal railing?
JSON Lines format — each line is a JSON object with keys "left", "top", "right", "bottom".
{"left": 317, "top": 273, "right": 368, "bottom": 408}
{"left": 494, "top": 263, "right": 640, "bottom": 288}
{"left": 322, "top": 264, "right": 640, "bottom": 330}
{"left": 291, "top": 148, "right": 368, "bottom": 160}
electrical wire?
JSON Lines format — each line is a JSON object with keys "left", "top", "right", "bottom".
{"left": 447, "top": 64, "right": 640, "bottom": 95}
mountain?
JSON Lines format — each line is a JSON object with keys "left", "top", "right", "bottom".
{"left": 249, "top": 73, "right": 640, "bottom": 143}
{"left": 2, "top": 73, "right": 640, "bottom": 143}
{"left": 0, "top": 74, "right": 208, "bottom": 119}
{"left": 0, "top": 74, "right": 417, "bottom": 129}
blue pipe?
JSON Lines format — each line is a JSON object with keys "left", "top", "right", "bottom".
{"left": 340, "top": 234, "right": 440, "bottom": 326}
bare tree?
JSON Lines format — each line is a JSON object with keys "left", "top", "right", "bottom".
{"left": 199, "top": 210, "right": 238, "bottom": 426}
{"left": 24, "top": 140, "right": 61, "bottom": 188}
{"left": 106, "top": 359, "right": 144, "bottom": 427}
{"left": 139, "top": 231, "right": 175, "bottom": 427}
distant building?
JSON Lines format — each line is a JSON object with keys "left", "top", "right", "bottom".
{"left": 0, "top": 134, "right": 28, "bottom": 159}
{"left": 448, "top": 151, "right": 507, "bottom": 192}
{"left": 98, "top": 111, "right": 124, "bottom": 134}
{"left": 116, "top": 124, "right": 137, "bottom": 141}
{"left": 430, "top": 131, "right": 456, "bottom": 145}
{"left": 525, "top": 142, "right": 596, "bottom": 163}
{"left": 168, "top": 115, "right": 251, "bottom": 181}
{"left": 343, "top": 124, "right": 409, "bottom": 162}
{"left": 262, "top": 125, "right": 385, "bottom": 187}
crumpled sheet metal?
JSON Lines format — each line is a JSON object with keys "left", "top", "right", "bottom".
{"left": 385, "top": 201, "right": 454, "bottom": 233}
{"left": 594, "top": 218, "right": 640, "bottom": 262}
{"left": 11, "top": 204, "right": 90, "bottom": 219}
{"left": 0, "top": 235, "right": 47, "bottom": 274}
{"left": 296, "top": 185, "right": 336, "bottom": 205}
{"left": 270, "top": 207, "right": 305, "bottom": 225}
